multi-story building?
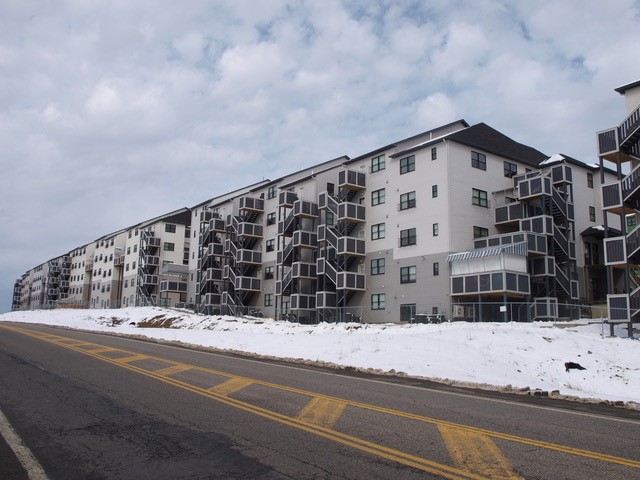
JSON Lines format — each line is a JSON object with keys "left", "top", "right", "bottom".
{"left": 13, "top": 118, "right": 616, "bottom": 322}
{"left": 597, "top": 79, "right": 640, "bottom": 335}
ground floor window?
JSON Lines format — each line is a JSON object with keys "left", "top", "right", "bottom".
{"left": 371, "top": 293, "right": 386, "bottom": 310}
{"left": 400, "top": 304, "right": 416, "bottom": 322}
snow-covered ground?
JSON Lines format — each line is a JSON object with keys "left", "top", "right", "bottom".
{"left": 1, "top": 308, "right": 639, "bottom": 408}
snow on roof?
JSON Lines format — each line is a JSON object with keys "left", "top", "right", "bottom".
{"left": 540, "top": 153, "right": 565, "bottom": 165}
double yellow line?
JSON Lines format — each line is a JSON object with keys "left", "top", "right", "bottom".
{"left": 4, "top": 325, "right": 639, "bottom": 478}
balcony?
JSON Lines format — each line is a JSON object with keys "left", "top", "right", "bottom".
{"left": 337, "top": 202, "right": 366, "bottom": 223}
{"left": 160, "top": 280, "right": 187, "bottom": 292}
{"left": 292, "top": 230, "right": 318, "bottom": 249}
{"left": 146, "top": 237, "right": 161, "bottom": 248}
{"left": 279, "top": 191, "right": 298, "bottom": 207}
{"left": 450, "top": 271, "right": 530, "bottom": 297}
{"left": 235, "top": 276, "right": 261, "bottom": 291}
{"left": 550, "top": 165, "right": 572, "bottom": 185}
{"left": 597, "top": 127, "right": 619, "bottom": 159}
{"left": 292, "top": 262, "right": 317, "bottom": 279}
{"left": 143, "top": 274, "right": 159, "bottom": 285}
{"left": 143, "top": 254, "right": 160, "bottom": 267}
{"left": 495, "top": 202, "right": 525, "bottom": 225}
{"left": 114, "top": 255, "right": 125, "bottom": 266}
{"left": 236, "top": 248, "right": 262, "bottom": 265}
{"left": 516, "top": 175, "right": 552, "bottom": 200}
{"left": 293, "top": 200, "right": 319, "bottom": 219}
{"left": 316, "top": 291, "right": 337, "bottom": 308}
{"left": 291, "top": 294, "right": 316, "bottom": 310}
{"left": 204, "top": 292, "right": 222, "bottom": 305}
{"left": 604, "top": 237, "right": 626, "bottom": 265}
{"left": 338, "top": 170, "right": 366, "bottom": 190}
{"left": 203, "top": 267, "right": 223, "bottom": 283}
{"left": 239, "top": 196, "right": 264, "bottom": 213}
{"left": 336, "top": 237, "right": 365, "bottom": 256}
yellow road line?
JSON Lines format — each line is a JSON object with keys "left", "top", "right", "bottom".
{"left": 3, "top": 325, "right": 639, "bottom": 471}
{"left": 208, "top": 377, "right": 253, "bottom": 396}
{"left": 155, "top": 364, "right": 193, "bottom": 376}
{"left": 84, "top": 346, "right": 117, "bottom": 354}
{"left": 297, "top": 397, "right": 347, "bottom": 429}
{"left": 439, "top": 425, "right": 523, "bottom": 480}
{"left": 113, "top": 354, "right": 150, "bottom": 363}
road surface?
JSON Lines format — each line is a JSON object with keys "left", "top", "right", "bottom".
{"left": 0, "top": 322, "right": 638, "bottom": 479}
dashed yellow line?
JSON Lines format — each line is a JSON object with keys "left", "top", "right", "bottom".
{"left": 113, "top": 354, "right": 150, "bottom": 363}
{"left": 297, "top": 397, "right": 347, "bottom": 429}
{"left": 439, "top": 425, "right": 523, "bottom": 479}
{"left": 155, "top": 364, "right": 192, "bottom": 376}
{"left": 208, "top": 377, "right": 253, "bottom": 396}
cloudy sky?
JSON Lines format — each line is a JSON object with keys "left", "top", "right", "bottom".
{"left": 1, "top": 0, "right": 639, "bottom": 312}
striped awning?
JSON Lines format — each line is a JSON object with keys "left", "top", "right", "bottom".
{"left": 446, "top": 241, "right": 528, "bottom": 262}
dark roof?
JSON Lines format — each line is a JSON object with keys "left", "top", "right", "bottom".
{"left": 446, "top": 123, "right": 548, "bottom": 167}
{"left": 614, "top": 80, "right": 640, "bottom": 94}
{"left": 580, "top": 225, "right": 622, "bottom": 238}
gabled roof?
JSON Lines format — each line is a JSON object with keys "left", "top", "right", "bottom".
{"left": 614, "top": 80, "right": 640, "bottom": 94}
{"left": 446, "top": 123, "right": 548, "bottom": 167}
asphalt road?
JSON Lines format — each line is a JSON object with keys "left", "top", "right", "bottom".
{"left": 0, "top": 322, "right": 638, "bottom": 480}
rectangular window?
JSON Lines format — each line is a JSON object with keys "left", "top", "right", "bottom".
{"left": 264, "top": 294, "right": 273, "bottom": 307}
{"left": 371, "top": 293, "right": 386, "bottom": 310}
{"left": 133, "top": 245, "right": 137, "bottom": 252}
{"left": 587, "top": 172, "right": 593, "bottom": 188}
{"left": 589, "top": 206, "right": 596, "bottom": 222}
{"left": 433, "top": 223, "right": 439, "bottom": 236}
{"left": 371, "top": 188, "right": 385, "bottom": 206}
{"left": 472, "top": 188, "right": 488, "bottom": 207}
{"left": 165, "top": 223, "right": 177, "bottom": 233}
{"left": 371, "top": 258, "right": 385, "bottom": 275}
{"left": 163, "top": 242, "right": 175, "bottom": 251}
{"left": 266, "top": 212, "right": 276, "bottom": 226}
{"left": 127, "top": 247, "right": 131, "bottom": 255}
{"left": 267, "top": 186, "right": 277, "bottom": 199}
{"left": 431, "top": 147, "right": 437, "bottom": 160}
{"left": 371, "top": 223, "right": 385, "bottom": 240}
{"left": 504, "top": 161, "right": 517, "bottom": 178}
{"left": 433, "top": 262, "right": 439, "bottom": 276}
{"left": 432, "top": 185, "right": 438, "bottom": 198}
{"left": 474, "top": 226, "right": 489, "bottom": 238}
{"left": 472, "top": 151, "right": 486, "bottom": 170}
{"left": 264, "top": 266, "right": 274, "bottom": 279}
{"left": 400, "top": 227, "right": 417, "bottom": 246}
{"left": 400, "top": 155, "right": 415, "bottom": 174}
{"left": 399, "top": 191, "right": 416, "bottom": 210}
{"left": 132, "top": 261, "right": 136, "bottom": 269}
{"left": 326, "top": 211, "right": 335, "bottom": 226}
{"left": 400, "top": 266, "right": 416, "bottom": 284}
{"left": 371, "top": 154, "right": 385, "bottom": 172}
{"left": 400, "top": 304, "right": 416, "bottom": 322}
{"left": 265, "top": 239, "right": 275, "bottom": 252}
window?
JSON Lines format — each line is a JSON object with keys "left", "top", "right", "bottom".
{"left": 124, "top": 280, "right": 129, "bottom": 288}
{"left": 589, "top": 206, "right": 596, "bottom": 222}
{"left": 504, "top": 161, "right": 517, "bottom": 178}
{"left": 371, "top": 188, "right": 385, "bottom": 206}
{"left": 371, "top": 223, "right": 385, "bottom": 240}
{"left": 264, "top": 294, "right": 273, "bottom": 307}
{"left": 326, "top": 211, "right": 335, "bottom": 226}
{"left": 433, "top": 262, "right": 439, "bottom": 276}
{"left": 371, "top": 258, "right": 385, "bottom": 275}
{"left": 371, "top": 154, "right": 385, "bottom": 172}
{"left": 399, "top": 191, "right": 416, "bottom": 210}
{"left": 473, "top": 226, "right": 489, "bottom": 238}
{"left": 400, "top": 266, "right": 416, "bottom": 284}
{"left": 165, "top": 223, "right": 176, "bottom": 233}
{"left": 432, "top": 185, "right": 438, "bottom": 198}
{"left": 127, "top": 247, "right": 131, "bottom": 255}
{"left": 472, "top": 151, "right": 486, "bottom": 170}
{"left": 433, "top": 223, "right": 439, "bottom": 236}
{"left": 400, "top": 155, "right": 415, "bottom": 174}
{"left": 264, "top": 266, "right": 274, "bottom": 279}
{"left": 132, "top": 262, "right": 136, "bottom": 269}
{"left": 400, "top": 304, "right": 416, "bottom": 322}
{"left": 133, "top": 245, "right": 137, "bottom": 252}
{"left": 431, "top": 147, "right": 437, "bottom": 160}
{"left": 266, "top": 212, "right": 276, "bottom": 226}
{"left": 587, "top": 172, "right": 593, "bottom": 188}
{"left": 266, "top": 239, "right": 275, "bottom": 252}
{"left": 472, "top": 188, "right": 488, "bottom": 207}
{"left": 371, "top": 293, "right": 386, "bottom": 310}
{"left": 164, "top": 242, "right": 175, "bottom": 251}
{"left": 267, "top": 186, "right": 277, "bottom": 199}
{"left": 400, "top": 228, "right": 417, "bottom": 246}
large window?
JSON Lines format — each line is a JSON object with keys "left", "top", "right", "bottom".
{"left": 264, "top": 266, "right": 274, "bottom": 279}
{"left": 472, "top": 151, "right": 486, "bottom": 170}
{"left": 371, "top": 154, "right": 385, "bottom": 172}
{"left": 163, "top": 242, "right": 175, "bottom": 251}
{"left": 400, "top": 266, "right": 416, "bottom": 284}
{"left": 400, "top": 155, "right": 415, "bottom": 174}
{"left": 400, "top": 227, "right": 417, "bottom": 246}
{"left": 371, "top": 188, "right": 385, "bottom": 206}
{"left": 267, "top": 186, "right": 277, "bottom": 199}
{"left": 371, "top": 293, "right": 386, "bottom": 310}
{"left": 472, "top": 188, "right": 488, "bottom": 207}
{"left": 265, "top": 239, "right": 275, "bottom": 252}
{"left": 473, "top": 226, "right": 489, "bottom": 238}
{"left": 165, "top": 223, "right": 177, "bottom": 233}
{"left": 371, "top": 258, "right": 385, "bottom": 275}
{"left": 399, "top": 191, "right": 416, "bottom": 210}
{"left": 266, "top": 212, "right": 276, "bottom": 225}
{"left": 371, "top": 223, "right": 385, "bottom": 240}
{"left": 264, "top": 294, "right": 273, "bottom": 307}
{"left": 504, "top": 161, "right": 517, "bottom": 178}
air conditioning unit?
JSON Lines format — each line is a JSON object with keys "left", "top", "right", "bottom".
{"left": 453, "top": 305, "right": 464, "bottom": 318}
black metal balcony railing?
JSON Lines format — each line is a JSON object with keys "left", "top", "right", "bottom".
{"left": 621, "top": 162, "right": 640, "bottom": 202}
{"left": 620, "top": 105, "right": 640, "bottom": 148}
{"left": 598, "top": 128, "right": 618, "bottom": 156}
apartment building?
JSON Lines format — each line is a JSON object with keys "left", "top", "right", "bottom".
{"left": 13, "top": 119, "right": 614, "bottom": 322}
{"left": 597, "top": 79, "right": 640, "bottom": 334}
